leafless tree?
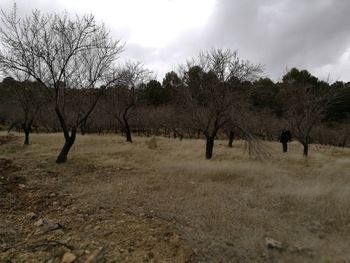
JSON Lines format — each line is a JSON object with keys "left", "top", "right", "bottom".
{"left": 102, "top": 61, "right": 152, "bottom": 143}
{"left": 285, "top": 83, "right": 340, "bottom": 156}
{"left": 0, "top": 7, "right": 124, "bottom": 163}
{"left": 2, "top": 75, "right": 50, "bottom": 144}
{"left": 178, "top": 48, "right": 263, "bottom": 159}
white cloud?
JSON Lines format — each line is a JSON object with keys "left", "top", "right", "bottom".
{"left": 56, "top": 0, "right": 215, "bottom": 48}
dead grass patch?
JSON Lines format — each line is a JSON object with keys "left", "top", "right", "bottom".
{"left": 1, "top": 132, "right": 349, "bottom": 262}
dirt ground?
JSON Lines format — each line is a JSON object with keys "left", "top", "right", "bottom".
{"left": 1, "top": 132, "right": 350, "bottom": 262}
{"left": 0, "top": 134, "right": 192, "bottom": 263}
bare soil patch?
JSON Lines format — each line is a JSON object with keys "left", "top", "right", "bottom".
{"left": 0, "top": 147, "right": 192, "bottom": 262}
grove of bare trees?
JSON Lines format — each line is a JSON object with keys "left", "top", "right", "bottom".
{"left": 0, "top": 7, "right": 349, "bottom": 162}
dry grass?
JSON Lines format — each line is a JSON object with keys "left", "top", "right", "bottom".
{"left": 1, "top": 131, "right": 350, "bottom": 262}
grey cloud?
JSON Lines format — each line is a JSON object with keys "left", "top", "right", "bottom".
{"left": 1, "top": 0, "right": 350, "bottom": 81}
{"left": 122, "top": 0, "right": 350, "bottom": 81}
{"left": 122, "top": 28, "right": 211, "bottom": 80}
{"left": 202, "top": 0, "right": 350, "bottom": 80}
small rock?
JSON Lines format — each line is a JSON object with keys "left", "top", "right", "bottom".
{"left": 54, "top": 229, "right": 65, "bottom": 235}
{"left": 50, "top": 193, "right": 56, "bottom": 198}
{"left": 63, "top": 237, "right": 72, "bottom": 243}
{"left": 33, "top": 229, "right": 44, "bottom": 236}
{"left": 34, "top": 218, "right": 45, "bottom": 227}
{"left": 265, "top": 237, "right": 283, "bottom": 250}
{"left": 62, "top": 252, "right": 76, "bottom": 263}
{"left": 26, "top": 212, "right": 38, "bottom": 220}
{"left": 85, "top": 247, "right": 103, "bottom": 263}
{"left": 75, "top": 249, "right": 85, "bottom": 256}
{"left": 18, "top": 184, "right": 26, "bottom": 189}
{"left": 41, "top": 222, "right": 62, "bottom": 233}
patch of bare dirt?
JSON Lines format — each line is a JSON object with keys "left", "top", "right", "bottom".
{"left": 0, "top": 159, "right": 193, "bottom": 263}
{"left": 0, "top": 158, "right": 23, "bottom": 200}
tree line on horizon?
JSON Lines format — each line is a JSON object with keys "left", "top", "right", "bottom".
{"left": 0, "top": 7, "right": 349, "bottom": 163}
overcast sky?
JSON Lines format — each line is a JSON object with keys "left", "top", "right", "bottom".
{"left": 1, "top": 0, "right": 350, "bottom": 82}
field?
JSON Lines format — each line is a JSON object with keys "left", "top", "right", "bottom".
{"left": 1, "top": 132, "right": 350, "bottom": 262}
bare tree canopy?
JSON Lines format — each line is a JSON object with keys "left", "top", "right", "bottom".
{"left": 2, "top": 75, "right": 50, "bottom": 145}
{"left": 102, "top": 61, "right": 153, "bottom": 143}
{"left": 0, "top": 6, "right": 124, "bottom": 163}
{"left": 285, "top": 84, "right": 341, "bottom": 156}
{"left": 178, "top": 48, "right": 263, "bottom": 159}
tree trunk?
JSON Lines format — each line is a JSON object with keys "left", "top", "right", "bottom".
{"left": 80, "top": 119, "right": 87, "bottom": 135}
{"left": 303, "top": 143, "right": 308, "bottom": 157}
{"left": 56, "top": 129, "right": 76, "bottom": 164}
{"left": 205, "top": 136, "right": 214, "bottom": 159}
{"left": 282, "top": 142, "right": 288, "bottom": 152}
{"left": 126, "top": 128, "right": 132, "bottom": 143}
{"left": 124, "top": 119, "right": 132, "bottom": 143}
{"left": 22, "top": 122, "right": 32, "bottom": 145}
{"left": 24, "top": 127, "right": 30, "bottom": 145}
{"left": 122, "top": 111, "right": 132, "bottom": 143}
{"left": 228, "top": 131, "right": 234, "bottom": 148}
{"left": 302, "top": 136, "right": 310, "bottom": 157}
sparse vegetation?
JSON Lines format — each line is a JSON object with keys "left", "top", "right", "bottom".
{"left": 0, "top": 4, "right": 349, "bottom": 263}
{"left": 1, "top": 132, "right": 349, "bottom": 262}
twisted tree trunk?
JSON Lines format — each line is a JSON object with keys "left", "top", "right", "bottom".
{"left": 56, "top": 128, "right": 76, "bottom": 164}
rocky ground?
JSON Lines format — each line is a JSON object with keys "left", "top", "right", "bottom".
{"left": 0, "top": 136, "right": 193, "bottom": 263}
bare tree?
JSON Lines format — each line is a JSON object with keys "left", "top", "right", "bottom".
{"left": 0, "top": 7, "right": 124, "bottom": 163}
{"left": 2, "top": 75, "right": 49, "bottom": 144}
{"left": 285, "top": 83, "right": 340, "bottom": 156}
{"left": 178, "top": 48, "right": 262, "bottom": 159}
{"left": 102, "top": 61, "right": 152, "bottom": 143}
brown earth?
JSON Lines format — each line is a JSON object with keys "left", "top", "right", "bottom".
{"left": 0, "top": 135, "right": 192, "bottom": 263}
{"left": 1, "top": 132, "right": 350, "bottom": 262}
